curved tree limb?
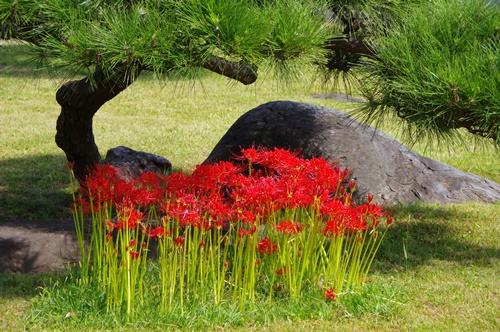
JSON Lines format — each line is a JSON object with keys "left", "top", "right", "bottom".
{"left": 324, "top": 38, "right": 376, "bottom": 58}
{"left": 201, "top": 57, "right": 258, "bottom": 85}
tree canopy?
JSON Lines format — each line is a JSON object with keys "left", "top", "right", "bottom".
{"left": 358, "top": 0, "right": 500, "bottom": 146}
{"left": 1, "top": 0, "right": 499, "bottom": 179}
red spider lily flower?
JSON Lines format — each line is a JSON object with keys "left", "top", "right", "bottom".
{"left": 256, "top": 237, "right": 278, "bottom": 256}
{"left": 324, "top": 287, "right": 336, "bottom": 301}
{"left": 129, "top": 251, "right": 140, "bottom": 260}
{"left": 387, "top": 216, "right": 393, "bottom": 226}
{"left": 238, "top": 225, "right": 257, "bottom": 238}
{"left": 165, "top": 194, "right": 202, "bottom": 227}
{"left": 306, "top": 157, "right": 348, "bottom": 198}
{"left": 367, "top": 193, "right": 374, "bottom": 204}
{"left": 354, "top": 201, "right": 390, "bottom": 230}
{"left": 322, "top": 217, "right": 344, "bottom": 237}
{"left": 82, "top": 164, "right": 119, "bottom": 205}
{"left": 148, "top": 226, "right": 170, "bottom": 240}
{"left": 231, "top": 208, "right": 256, "bottom": 224}
{"left": 190, "top": 161, "right": 243, "bottom": 191}
{"left": 112, "top": 180, "right": 135, "bottom": 207}
{"left": 105, "top": 231, "right": 113, "bottom": 243}
{"left": 141, "top": 242, "right": 147, "bottom": 249}
{"left": 224, "top": 261, "right": 230, "bottom": 269}
{"left": 138, "top": 171, "right": 161, "bottom": 188}
{"left": 174, "top": 236, "right": 185, "bottom": 246}
{"left": 257, "top": 148, "right": 303, "bottom": 174}
{"left": 237, "top": 147, "right": 261, "bottom": 164}
{"left": 276, "top": 266, "right": 286, "bottom": 276}
{"left": 199, "top": 240, "right": 205, "bottom": 248}
{"left": 71, "top": 196, "right": 89, "bottom": 215}
{"left": 274, "top": 220, "right": 302, "bottom": 235}
{"left": 117, "top": 208, "right": 144, "bottom": 230}
{"left": 319, "top": 197, "right": 347, "bottom": 216}
{"left": 105, "top": 220, "right": 117, "bottom": 230}
{"left": 349, "top": 179, "right": 356, "bottom": 192}
{"left": 129, "top": 239, "right": 137, "bottom": 248}
{"left": 67, "top": 161, "right": 75, "bottom": 171}
{"left": 164, "top": 171, "right": 189, "bottom": 198}
{"left": 356, "top": 200, "right": 385, "bottom": 218}
{"left": 201, "top": 198, "right": 232, "bottom": 227}
{"left": 138, "top": 172, "right": 168, "bottom": 204}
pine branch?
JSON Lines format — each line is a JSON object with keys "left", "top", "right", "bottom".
{"left": 201, "top": 57, "right": 258, "bottom": 85}
{"left": 324, "top": 38, "right": 376, "bottom": 57}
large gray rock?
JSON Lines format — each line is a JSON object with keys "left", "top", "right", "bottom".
{"left": 204, "top": 101, "right": 500, "bottom": 205}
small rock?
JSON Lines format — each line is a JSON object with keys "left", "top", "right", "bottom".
{"left": 104, "top": 146, "right": 172, "bottom": 181}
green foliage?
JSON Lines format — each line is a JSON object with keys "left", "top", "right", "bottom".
{"left": 357, "top": 0, "right": 500, "bottom": 146}
{"left": 2, "top": 0, "right": 340, "bottom": 81}
{"left": 3, "top": 0, "right": 500, "bottom": 145}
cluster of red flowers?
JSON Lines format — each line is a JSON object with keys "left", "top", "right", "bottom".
{"left": 324, "top": 287, "right": 336, "bottom": 301}
{"left": 256, "top": 237, "right": 278, "bottom": 256}
{"left": 274, "top": 220, "right": 302, "bottom": 235}
{"left": 77, "top": 147, "right": 390, "bottom": 260}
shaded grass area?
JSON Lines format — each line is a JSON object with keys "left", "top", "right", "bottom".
{"left": 0, "top": 155, "right": 72, "bottom": 221}
{"left": 0, "top": 273, "right": 60, "bottom": 331}
{"left": 380, "top": 203, "right": 500, "bottom": 269}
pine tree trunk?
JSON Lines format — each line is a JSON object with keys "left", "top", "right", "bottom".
{"left": 55, "top": 66, "right": 139, "bottom": 182}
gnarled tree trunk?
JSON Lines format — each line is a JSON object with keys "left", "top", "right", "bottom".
{"left": 55, "top": 66, "right": 140, "bottom": 182}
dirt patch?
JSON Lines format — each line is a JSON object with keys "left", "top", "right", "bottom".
{"left": 0, "top": 220, "right": 79, "bottom": 273}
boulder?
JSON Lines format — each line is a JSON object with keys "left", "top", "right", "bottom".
{"left": 104, "top": 146, "right": 172, "bottom": 180}
{"left": 204, "top": 101, "right": 500, "bottom": 205}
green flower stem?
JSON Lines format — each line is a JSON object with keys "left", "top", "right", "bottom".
{"left": 359, "top": 224, "right": 391, "bottom": 283}
{"left": 324, "top": 231, "right": 347, "bottom": 294}
{"left": 232, "top": 228, "right": 245, "bottom": 304}
{"left": 244, "top": 229, "right": 258, "bottom": 304}
{"left": 178, "top": 228, "right": 187, "bottom": 314}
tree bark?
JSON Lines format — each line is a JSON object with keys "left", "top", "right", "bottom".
{"left": 55, "top": 66, "right": 140, "bottom": 182}
{"left": 324, "top": 38, "right": 375, "bottom": 57}
{"left": 201, "top": 57, "right": 257, "bottom": 85}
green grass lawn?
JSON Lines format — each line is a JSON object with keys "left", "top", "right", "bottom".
{"left": 1, "top": 42, "right": 499, "bottom": 331}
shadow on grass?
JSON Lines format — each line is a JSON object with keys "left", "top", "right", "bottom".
{"left": 373, "top": 204, "right": 500, "bottom": 271}
{"left": 0, "top": 272, "right": 64, "bottom": 299}
{"left": 0, "top": 154, "right": 73, "bottom": 221}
